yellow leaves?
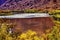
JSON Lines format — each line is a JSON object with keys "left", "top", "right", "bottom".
{"left": 17, "top": 30, "right": 41, "bottom": 40}
{"left": 53, "top": 10, "right": 60, "bottom": 13}
{"left": 0, "top": 23, "right": 7, "bottom": 34}
{"left": 6, "top": 35, "right": 13, "bottom": 40}
{"left": 34, "top": 36, "right": 40, "bottom": 40}
{"left": 24, "top": 9, "right": 39, "bottom": 13}
{"left": 6, "top": 37, "right": 13, "bottom": 40}
{"left": 46, "top": 26, "right": 60, "bottom": 40}
{"left": 19, "top": 33, "right": 27, "bottom": 39}
{"left": 40, "top": 37, "right": 44, "bottom": 40}
{"left": 1, "top": 23, "right": 7, "bottom": 28}
{"left": 26, "top": 30, "right": 36, "bottom": 36}
{"left": 49, "top": 10, "right": 60, "bottom": 27}
{"left": 48, "top": 10, "right": 60, "bottom": 15}
{"left": 51, "top": 10, "right": 60, "bottom": 13}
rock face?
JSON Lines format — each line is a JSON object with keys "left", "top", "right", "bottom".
{"left": 0, "top": 17, "right": 54, "bottom": 35}
{"left": 0, "top": 0, "right": 60, "bottom": 11}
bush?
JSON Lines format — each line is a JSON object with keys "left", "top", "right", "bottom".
{"left": 17, "top": 30, "right": 41, "bottom": 40}
{"left": 47, "top": 26, "right": 60, "bottom": 40}
{"left": 0, "top": 23, "right": 41, "bottom": 40}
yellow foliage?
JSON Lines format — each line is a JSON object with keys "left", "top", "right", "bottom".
{"left": 6, "top": 35, "right": 13, "bottom": 40}
{"left": 52, "top": 10, "right": 60, "bottom": 13}
{"left": 17, "top": 30, "right": 41, "bottom": 40}
{"left": 48, "top": 10, "right": 60, "bottom": 15}
{"left": 40, "top": 37, "right": 44, "bottom": 40}
{"left": 24, "top": 9, "right": 39, "bottom": 13}
{"left": 34, "top": 36, "right": 41, "bottom": 40}
{"left": 18, "top": 33, "right": 27, "bottom": 39}
{"left": 26, "top": 30, "right": 36, "bottom": 36}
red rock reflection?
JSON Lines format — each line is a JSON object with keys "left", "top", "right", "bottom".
{"left": 0, "top": 17, "right": 55, "bottom": 35}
